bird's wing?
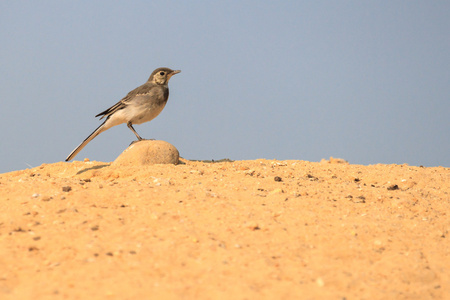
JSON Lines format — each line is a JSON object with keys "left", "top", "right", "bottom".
{"left": 95, "top": 82, "right": 154, "bottom": 120}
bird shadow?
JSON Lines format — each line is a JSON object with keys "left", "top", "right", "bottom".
{"left": 76, "top": 164, "right": 110, "bottom": 175}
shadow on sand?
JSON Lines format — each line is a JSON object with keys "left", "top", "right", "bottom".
{"left": 76, "top": 164, "right": 110, "bottom": 175}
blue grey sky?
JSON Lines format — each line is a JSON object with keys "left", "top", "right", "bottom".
{"left": 1, "top": 1, "right": 449, "bottom": 173}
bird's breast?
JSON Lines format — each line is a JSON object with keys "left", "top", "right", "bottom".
{"left": 129, "top": 98, "right": 167, "bottom": 124}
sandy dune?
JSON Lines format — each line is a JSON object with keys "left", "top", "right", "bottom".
{"left": 1, "top": 158, "right": 449, "bottom": 299}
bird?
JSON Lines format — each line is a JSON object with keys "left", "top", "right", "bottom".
{"left": 65, "top": 67, "right": 180, "bottom": 161}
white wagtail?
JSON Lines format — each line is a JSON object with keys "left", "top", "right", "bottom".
{"left": 65, "top": 67, "right": 180, "bottom": 161}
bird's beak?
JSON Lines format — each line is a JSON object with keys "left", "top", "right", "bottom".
{"left": 168, "top": 70, "right": 181, "bottom": 79}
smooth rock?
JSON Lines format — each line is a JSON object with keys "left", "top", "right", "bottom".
{"left": 113, "top": 140, "right": 179, "bottom": 166}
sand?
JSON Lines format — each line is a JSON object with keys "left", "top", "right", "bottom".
{"left": 0, "top": 157, "right": 449, "bottom": 299}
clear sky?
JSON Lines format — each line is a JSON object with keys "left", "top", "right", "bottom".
{"left": 1, "top": 1, "right": 449, "bottom": 173}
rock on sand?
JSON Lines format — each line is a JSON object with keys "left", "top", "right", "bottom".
{"left": 113, "top": 140, "right": 179, "bottom": 166}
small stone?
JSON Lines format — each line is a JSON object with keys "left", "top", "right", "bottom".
{"left": 320, "top": 157, "right": 348, "bottom": 164}
{"left": 244, "top": 169, "right": 256, "bottom": 176}
{"left": 62, "top": 186, "right": 72, "bottom": 192}
{"left": 387, "top": 184, "right": 399, "bottom": 191}
{"left": 190, "top": 170, "right": 204, "bottom": 175}
{"left": 306, "top": 174, "right": 318, "bottom": 181}
{"left": 246, "top": 222, "right": 260, "bottom": 231}
{"left": 355, "top": 196, "right": 366, "bottom": 203}
{"left": 438, "top": 230, "right": 447, "bottom": 238}
{"left": 32, "top": 193, "right": 40, "bottom": 198}
{"left": 269, "top": 188, "right": 284, "bottom": 195}
{"left": 274, "top": 176, "right": 282, "bottom": 182}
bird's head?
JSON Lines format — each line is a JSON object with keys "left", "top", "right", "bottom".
{"left": 149, "top": 68, "right": 181, "bottom": 85}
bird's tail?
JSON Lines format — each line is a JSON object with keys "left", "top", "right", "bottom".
{"left": 65, "top": 121, "right": 107, "bottom": 161}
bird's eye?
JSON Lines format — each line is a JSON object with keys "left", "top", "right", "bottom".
{"left": 159, "top": 71, "right": 165, "bottom": 76}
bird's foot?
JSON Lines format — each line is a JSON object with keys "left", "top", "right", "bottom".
{"left": 129, "top": 138, "right": 155, "bottom": 146}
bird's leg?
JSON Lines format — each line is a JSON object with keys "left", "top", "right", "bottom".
{"left": 127, "top": 122, "right": 143, "bottom": 141}
{"left": 127, "top": 122, "right": 156, "bottom": 145}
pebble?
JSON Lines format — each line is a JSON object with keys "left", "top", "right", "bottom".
{"left": 269, "top": 188, "right": 284, "bottom": 195}
{"left": 245, "top": 222, "right": 260, "bottom": 231}
{"left": 190, "top": 170, "right": 204, "bottom": 175}
{"left": 387, "top": 184, "right": 399, "bottom": 190}
{"left": 244, "top": 169, "right": 256, "bottom": 176}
